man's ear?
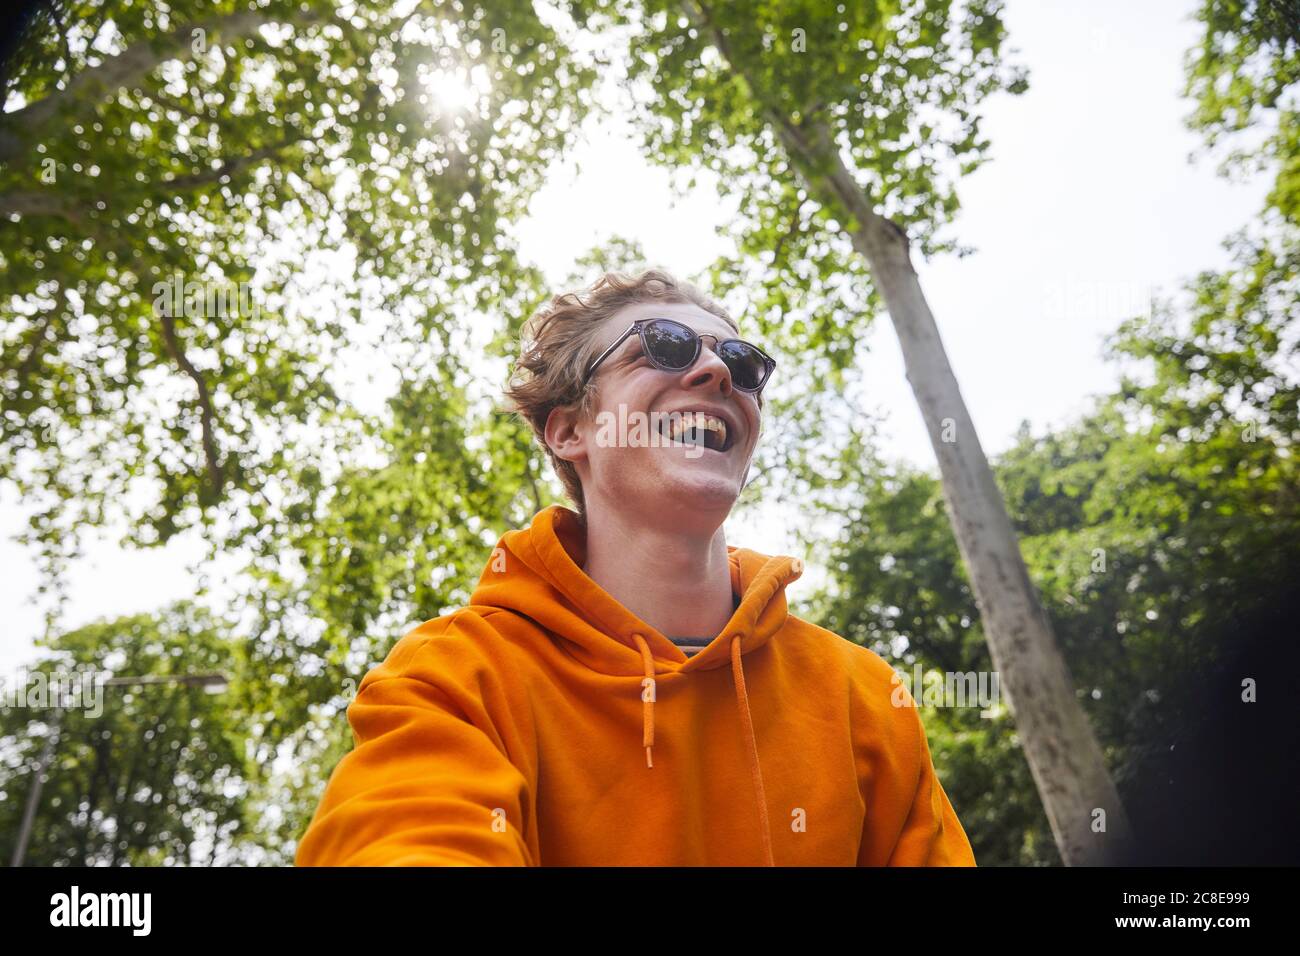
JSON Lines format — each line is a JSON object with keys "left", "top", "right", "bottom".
{"left": 544, "top": 403, "right": 588, "bottom": 465}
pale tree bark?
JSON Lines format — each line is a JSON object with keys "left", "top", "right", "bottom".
{"left": 782, "top": 116, "right": 1135, "bottom": 866}
{"left": 681, "top": 0, "right": 1134, "bottom": 864}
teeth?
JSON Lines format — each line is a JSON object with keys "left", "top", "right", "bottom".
{"left": 664, "top": 412, "right": 727, "bottom": 447}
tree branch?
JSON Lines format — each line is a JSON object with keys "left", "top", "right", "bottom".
{"left": 682, "top": 0, "right": 908, "bottom": 261}
{"left": 0, "top": 8, "right": 330, "bottom": 166}
{"left": 0, "top": 133, "right": 307, "bottom": 225}
{"left": 162, "top": 135, "right": 306, "bottom": 191}
{"left": 771, "top": 197, "right": 806, "bottom": 264}
{"left": 0, "top": 190, "right": 84, "bottom": 222}
{"left": 158, "top": 311, "right": 225, "bottom": 499}
{"left": 51, "top": 3, "right": 75, "bottom": 92}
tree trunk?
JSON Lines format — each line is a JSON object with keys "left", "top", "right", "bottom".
{"left": 781, "top": 119, "right": 1133, "bottom": 865}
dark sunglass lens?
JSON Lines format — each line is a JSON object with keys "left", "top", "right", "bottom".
{"left": 643, "top": 320, "right": 698, "bottom": 369}
{"left": 717, "top": 341, "right": 769, "bottom": 390}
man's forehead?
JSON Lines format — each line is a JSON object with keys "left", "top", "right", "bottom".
{"left": 593, "top": 302, "right": 734, "bottom": 353}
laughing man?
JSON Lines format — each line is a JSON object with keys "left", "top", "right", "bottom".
{"left": 295, "top": 268, "right": 976, "bottom": 866}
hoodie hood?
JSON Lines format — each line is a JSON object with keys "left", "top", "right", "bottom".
{"left": 469, "top": 504, "right": 805, "bottom": 866}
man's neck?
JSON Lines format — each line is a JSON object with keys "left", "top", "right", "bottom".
{"left": 581, "top": 506, "right": 736, "bottom": 642}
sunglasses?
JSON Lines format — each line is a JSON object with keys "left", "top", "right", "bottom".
{"left": 582, "top": 317, "right": 777, "bottom": 394}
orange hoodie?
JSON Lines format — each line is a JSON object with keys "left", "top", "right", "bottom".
{"left": 295, "top": 505, "right": 976, "bottom": 866}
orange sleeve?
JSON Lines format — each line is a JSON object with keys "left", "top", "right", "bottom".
{"left": 294, "top": 646, "right": 535, "bottom": 866}
{"left": 870, "top": 702, "right": 976, "bottom": 867}
{"left": 852, "top": 686, "right": 977, "bottom": 868}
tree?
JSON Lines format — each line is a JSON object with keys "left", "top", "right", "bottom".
{"left": 572, "top": 0, "right": 1129, "bottom": 862}
{"left": 1185, "top": 0, "right": 1299, "bottom": 227}
{"left": 1, "top": 0, "right": 596, "bottom": 863}
{"left": 801, "top": 0, "right": 1300, "bottom": 863}
{"left": 0, "top": 0, "right": 593, "bottom": 610}
{"left": 0, "top": 604, "right": 250, "bottom": 866}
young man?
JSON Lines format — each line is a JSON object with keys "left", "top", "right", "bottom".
{"left": 295, "top": 269, "right": 976, "bottom": 866}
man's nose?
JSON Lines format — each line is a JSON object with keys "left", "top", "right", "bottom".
{"left": 681, "top": 334, "right": 733, "bottom": 392}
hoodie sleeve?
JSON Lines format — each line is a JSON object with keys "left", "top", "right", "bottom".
{"left": 851, "top": 665, "right": 977, "bottom": 867}
{"left": 295, "top": 621, "right": 536, "bottom": 867}
{"left": 864, "top": 699, "right": 976, "bottom": 867}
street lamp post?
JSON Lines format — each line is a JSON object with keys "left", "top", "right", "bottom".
{"left": 8, "top": 671, "right": 228, "bottom": 867}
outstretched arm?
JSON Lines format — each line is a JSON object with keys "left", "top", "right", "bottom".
{"left": 295, "top": 629, "right": 535, "bottom": 866}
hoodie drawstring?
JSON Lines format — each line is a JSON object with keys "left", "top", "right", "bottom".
{"left": 629, "top": 631, "right": 775, "bottom": 866}
{"left": 632, "top": 634, "right": 656, "bottom": 768}
{"left": 731, "top": 635, "right": 775, "bottom": 867}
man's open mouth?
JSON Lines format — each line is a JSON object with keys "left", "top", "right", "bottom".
{"left": 656, "top": 411, "right": 733, "bottom": 453}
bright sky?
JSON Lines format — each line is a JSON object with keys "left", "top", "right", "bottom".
{"left": 0, "top": 0, "right": 1269, "bottom": 678}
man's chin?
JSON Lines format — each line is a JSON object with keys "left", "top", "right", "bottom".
{"left": 651, "top": 466, "right": 741, "bottom": 514}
